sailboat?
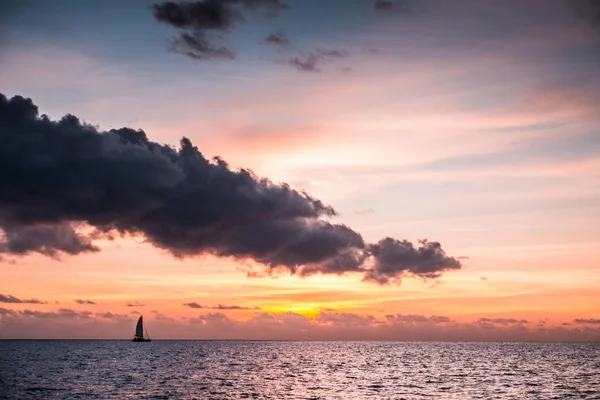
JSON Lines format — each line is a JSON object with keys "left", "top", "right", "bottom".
{"left": 132, "top": 315, "right": 151, "bottom": 342}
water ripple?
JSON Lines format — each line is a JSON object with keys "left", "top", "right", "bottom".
{"left": 0, "top": 341, "right": 599, "bottom": 399}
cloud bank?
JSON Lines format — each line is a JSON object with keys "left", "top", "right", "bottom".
{"left": 0, "top": 93, "right": 461, "bottom": 284}
{"left": 1, "top": 307, "right": 598, "bottom": 341}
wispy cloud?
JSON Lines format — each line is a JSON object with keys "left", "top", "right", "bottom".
{"left": 573, "top": 318, "right": 600, "bottom": 324}
{"left": 0, "top": 294, "right": 46, "bottom": 304}
{"left": 153, "top": 0, "right": 289, "bottom": 60}
{"left": 126, "top": 302, "right": 146, "bottom": 307}
{"left": 183, "top": 302, "right": 261, "bottom": 310}
{"left": 74, "top": 299, "right": 97, "bottom": 305}
{"left": 265, "top": 31, "right": 289, "bottom": 46}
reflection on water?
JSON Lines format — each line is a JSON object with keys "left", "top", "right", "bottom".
{"left": 1, "top": 341, "right": 599, "bottom": 399}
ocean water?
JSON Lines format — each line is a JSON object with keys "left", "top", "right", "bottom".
{"left": 0, "top": 341, "right": 599, "bottom": 399}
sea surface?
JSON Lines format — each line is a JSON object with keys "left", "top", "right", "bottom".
{"left": 0, "top": 341, "right": 599, "bottom": 399}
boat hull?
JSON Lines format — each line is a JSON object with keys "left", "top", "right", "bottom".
{"left": 132, "top": 338, "right": 151, "bottom": 342}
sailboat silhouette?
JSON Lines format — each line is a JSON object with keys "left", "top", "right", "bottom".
{"left": 132, "top": 315, "right": 151, "bottom": 342}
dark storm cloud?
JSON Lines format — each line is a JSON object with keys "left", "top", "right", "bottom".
{"left": 74, "top": 299, "right": 97, "bottom": 305}
{"left": 126, "top": 302, "right": 146, "bottom": 307}
{"left": 183, "top": 302, "right": 260, "bottom": 309}
{"left": 265, "top": 31, "right": 288, "bottom": 45}
{"left": 0, "top": 223, "right": 98, "bottom": 257}
{"left": 153, "top": 0, "right": 289, "bottom": 60}
{"left": 574, "top": 318, "right": 600, "bottom": 324}
{"left": 0, "top": 93, "right": 461, "bottom": 285}
{"left": 362, "top": 239, "right": 461, "bottom": 284}
{"left": 0, "top": 294, "right": 46, "bottom": 304}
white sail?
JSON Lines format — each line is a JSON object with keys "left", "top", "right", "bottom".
{"left": 135, "top": 316, "right": 144, "bottom": 338}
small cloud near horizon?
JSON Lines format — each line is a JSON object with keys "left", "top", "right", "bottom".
{"left": 126, "top": 302, "right": 146, "bottom": 307}
{"left": 0, "top": 294, "right": 47, "bottom": 304}
{"left": 74, "top": 299, "right": 97, "bottom": 305}
{"left": 183, "top": 302, "right": 261, "bottom": 310}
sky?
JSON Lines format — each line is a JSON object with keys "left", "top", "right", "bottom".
{"left": 0, "top": 0, "right": 599, "bottom": 341}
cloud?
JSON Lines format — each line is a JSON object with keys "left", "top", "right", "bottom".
{"left": 130, "top": 310, "right": 141, "bottom": 315}
{"left": 362, "top": 239, "right": 462, "bottom": 284}
{"left": 0, "top": 93, "right": 461, "bottom": 285}
{"left": 213, "top": 304, "right": 261, "bottom": 310}
{"left": 385, "top": 314, "right": 452, "bottom": 324}
{"left": 96, "top": 311, "right": 129, "bottom": 320}
{"left": 289, "top": 49, "right": 349, "bottom": 73}
{"left": 374, "top": 0, "right": 394, "bottom": 11}
{"left": 0, "top": 307, "right": 18, "bottom": 317}
{"left": 573, "top": 318, "right": 600, "bottom": 324}
{"left": 355, "top": 208, "right": 374, "bottom": 215}
{"left": 265, "top": 31, "right": 289, "bottom": 45}
{"left": 74, "top": 299, "right": 97, "bottom": 305}
{"left": 153, "top": 0, "right": 289, "bottom": 60}
{"left": 1, "top": 308, "right": 599, "bottom": 341}
{"left": 183, "top": 302, "right": 260, "bottom": 310}
{"left": 0, "top": 294, "right": 46, "bottom": 304}
{"left": 477, "top": 318, "right": 529, "bottom": 325}
{"left": 183, "top": 302, "right": 204, "bottom": 308}
{"left": 18, "top": 308, "right": 93, "bottom": 319}
{"left": 126, "top": 302, "right": 146, "bottom": 307}
{"left": 0, "top": 224, "right": 98, "bottom": 258}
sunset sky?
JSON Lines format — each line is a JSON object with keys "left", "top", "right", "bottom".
{"left": 1, "top": 0, "right": 599, "bottom": 340}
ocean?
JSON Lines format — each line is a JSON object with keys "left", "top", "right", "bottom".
{"left": 0, "top": 341, "right": 598, "bottom": 399}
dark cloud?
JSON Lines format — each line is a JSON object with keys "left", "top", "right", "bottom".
{"left": 363, "top": 239, "right": 462, "bottom": 284}
{"left": 0, "top": 223, "right": 98, "bottom": 258}
{"left": 0, "top": 294, "right": 46, "bottom": 304}
{"left": 126, "top": 302, "right": 146, "bottom": 307}
{"left": 183, "top": 302, "right": 204, "bottom": 308}
{"left": 74, "top": 299, "right": 97, "bottom": 305}
{"left": 130, "top": 310, "right": 141, "bottom": 315}
{"left": 153, "top": 0, "right": 289, "bottom": 60}
{"left": 0, "top": 93, "right": 461, "bottom": 285}
{"left": 573, "top": 318, "right": 600, "bottom": 324}
{"left": 290, "top": 53, "right": 321, "bottom": 73}
{"left": 289, "top": 49, "right": 349, "bottom": 73}
{"left": 374, "top": 0, "right": 394, "bottom": 11}
{"left": 265, "top": 31, "right": 288, "bottom": 45}
{"left": 183, "top": 302, "right": 260, "bottom": 309}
